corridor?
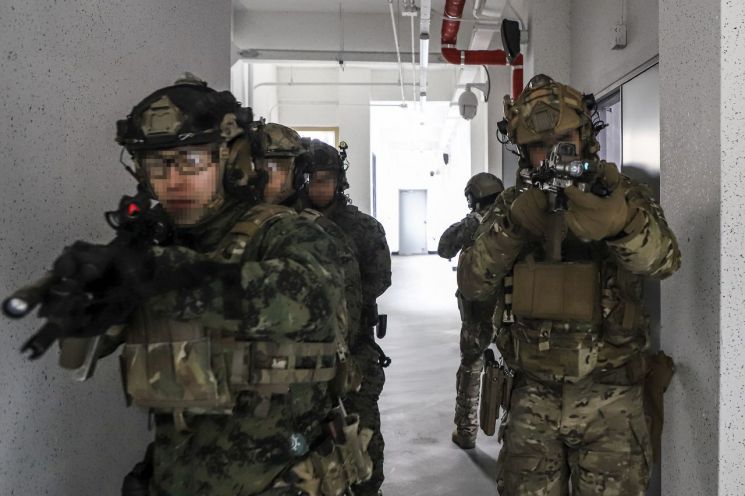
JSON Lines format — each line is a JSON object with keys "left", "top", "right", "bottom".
{"left": 378, "top": 255, "right": 500, "bottom": 495}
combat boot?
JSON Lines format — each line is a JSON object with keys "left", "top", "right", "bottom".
{"left": 451, "top": 427, "right": 476, "bottom": 450}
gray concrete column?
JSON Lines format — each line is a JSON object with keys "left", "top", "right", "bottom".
{"left": 0, "top": 1, "right": 231, "bottom": 495}
{"left": 523, "top": 0, "right": 571, "bottom": 82}
{"left": 659, "top": 0, "right": 728, "bottom": 494}
{"left": 719, "top": 1, "right": 745, "bottom": 492}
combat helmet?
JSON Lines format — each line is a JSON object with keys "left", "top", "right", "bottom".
{"left": 115, "top": 73, "right": 261, "bottom": 225}
{"left": 464, "top": 172, "right": 504, "bottom": 210}
{"left": 256, "top": 123, "right": 306, "bottom": 203}
{"left": 499, "top": 74, "right": 602, "bottom": 169}
{"left": 295, "top": 139, "right": 349, "bottom": 195}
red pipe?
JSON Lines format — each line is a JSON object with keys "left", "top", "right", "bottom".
{"left": 441, "top": 0, "right": 523, "bottom": 99}
{"left": 511, "top": 54, "right": 524, "bottom": 100}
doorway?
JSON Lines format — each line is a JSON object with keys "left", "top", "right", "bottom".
{"left": 398, "top": 189, "right": 428, "bottom": 255}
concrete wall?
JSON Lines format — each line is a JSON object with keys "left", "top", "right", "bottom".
{"left": 523, "top": 0, "right": 571, "bottom": 82}
{"left": 659, "top": 0, "right": 720, "bottom": 494}
{"left": 0, "top": 1, "right": 231, "bottom": 495}
{"left": 718, "top": 2, "right": 745, "bottom": 493}
{"left": 571, "top": 0, "right": 659, "bottom": 93}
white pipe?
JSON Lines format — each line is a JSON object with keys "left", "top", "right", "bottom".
{"left": 253, "top": 81, "right": 417, "bottom": 91}
{"left": 266, "top": 100, "right": 407, "bottom": 120}
{"left": 388, "top": 0, "right": 407, "bottom": 104}
{"left": 410, "top": 15, "right": 417, "bottom": 102}
{"left": 419, "top": 0, "right": 432, "bottom": 103}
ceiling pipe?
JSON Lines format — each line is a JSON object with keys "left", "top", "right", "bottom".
{"left": 440, "top": 0, "right": 524, "bottom": 99}
{"left": 419, "top": 0, "right": 432, "bottom": 103}
{"left": 254, "top": 81, "right": 417, "bottom": 90}
{"left": 388, "top": 0, "right": 407, "bottom": 104}
{"left": 410, "top": 15, "right": 417, "bottom": 102}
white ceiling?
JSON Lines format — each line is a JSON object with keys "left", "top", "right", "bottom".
{"left": 236, "top": 0, "right": 447, "bottom": 15}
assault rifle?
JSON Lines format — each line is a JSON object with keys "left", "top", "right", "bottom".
{"left": 3, "top": 187, "right": 173, "bottom": 375}
{"left": 521, "top": 142, "right": 610, "bottom": 212}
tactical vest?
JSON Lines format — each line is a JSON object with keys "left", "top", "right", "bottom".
{"left": 495, "top": 214, "right": 650, "bottom": 384}
{"left": 120, "top": 204, "right": 343, "bottom": 425}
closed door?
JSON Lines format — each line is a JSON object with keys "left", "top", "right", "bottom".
{"left": 399, "top": 189, "right": 427, "bottom": 255}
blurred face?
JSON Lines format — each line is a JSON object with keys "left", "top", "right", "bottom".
{"left": 307, "top": 170, "right": 337, "bottom": 208}
{"left": 262, "top": 158, "right": 294, "bottom": 204}
{"left": 526, "top": 129, "right": 582, "bottom": 168}
{"left": 142, "top": 145, "right": 221, "bottom": 225}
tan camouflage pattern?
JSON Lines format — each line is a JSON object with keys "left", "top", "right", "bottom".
{"left": 459, "top": 175, "right": 679, "bottom": 494}
{"left": 504, "top": 75, "right": 587, "bottom": 146}
{"left": 496, "top": 376, "right": 652, "bottom": 496}
{"left": 324, "top": 200, "right": 391, "bottom": 496}
{"left": 262, "top": 123, "right": 305, "bottom": 157}
{"left": 112, "top": 202, "right": 349, "bottom": 496}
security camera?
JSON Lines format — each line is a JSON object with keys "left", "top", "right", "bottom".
{"left": 458, "top": 88, "right": 478, "bottom": 120}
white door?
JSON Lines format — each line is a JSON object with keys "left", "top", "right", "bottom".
{"left": 399, "top": 189, "right": 427, "bottom": 255}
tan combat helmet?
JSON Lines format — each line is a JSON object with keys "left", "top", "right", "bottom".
{"left": 500, "top": 74, "right": 601, "bottom": 167}
{"left": 464, "top": 172, "right": 504, "bottom": 210}
{"left": 257, "top": 123, "right": 306, "bottom": 203}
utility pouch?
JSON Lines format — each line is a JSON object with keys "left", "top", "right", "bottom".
{"left": 644, "top": 351, "right": 675, "bottom": 464}
{"left": 277, "top": 411, "right": 373, "bottom": 496}
{"left": 509, "top": 322, "right": 600, "bottom": 381}
{"left": 512, "top": 261, "right": 601, "bottom": 324}
{"left": 122, "top": 310, "right": 233, "bottom": 413}
{"left": 479, "top": 349, "right": 504, "bottom": 436}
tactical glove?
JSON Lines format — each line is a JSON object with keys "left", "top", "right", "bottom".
{"left": 564, "top": 162, "right": 629, "bottom": 241}
{"left": 509, "top": 188, "right": 549, "bottom": 237}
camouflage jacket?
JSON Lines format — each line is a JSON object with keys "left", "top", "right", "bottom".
{"left": 325, "top": 200, "right": 391, "bottom": 343}
{"left": 437, "top": 211, "right": 484, "bottom": 260}
{"left": 118, "top": 202, "right": 347, "bottom": 495}
{"left": 458, "top": 176, "right": 681, "bottom": 381}
{"left": 299, "top": 208, "right": 363, "bottom": 352}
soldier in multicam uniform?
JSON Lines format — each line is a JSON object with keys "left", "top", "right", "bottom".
{"left": 437, "top": 173, "right": 504, "bottom": 450}
{"left": 300, "top": 139, "right": 391, "bottom": 496}
{"left": 16, "top": 76, "right": 373, "bottom": 496}
{"left": 458, "top": 74, "right": 680, "bottom": 495}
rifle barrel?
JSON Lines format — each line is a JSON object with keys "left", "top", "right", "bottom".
{"left": 2, "top": 273, "right": 55, "bottom": 318}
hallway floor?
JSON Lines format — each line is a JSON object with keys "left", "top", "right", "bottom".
{"left": 377, "top": 255, "right": 499, "bottom": 496}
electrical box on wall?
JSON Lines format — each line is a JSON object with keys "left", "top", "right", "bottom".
{"left": 612, "top": 23, "right": 627, "bottom": 50}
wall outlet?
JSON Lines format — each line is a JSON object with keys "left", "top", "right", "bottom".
{"left": 612, "top": 23, "right": 627, "bottom": 50}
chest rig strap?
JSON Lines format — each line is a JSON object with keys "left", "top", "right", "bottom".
{"left": 227, "top": 339, "right": 338, "bottom": 395}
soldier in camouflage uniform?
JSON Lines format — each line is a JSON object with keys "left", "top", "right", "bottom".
{"left": 458, "top": 74, "right": 681, "bottom": 495}
{"left": 437, "top": 173, "right": 504, "bottom": 450}
{"left": 93, "top": 77, "right": 370, "bottom": 495}
{"left": 300, "top": 139, "right": 391, "bottom": 496}
{"left": 257, "top": 124, "right": 364, "bottom": 390}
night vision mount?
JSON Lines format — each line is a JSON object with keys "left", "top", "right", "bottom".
{"left": 523, "top": 142, "right": 608, "bottom": 212}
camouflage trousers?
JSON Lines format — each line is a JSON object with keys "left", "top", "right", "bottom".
{"left": 454, "top": 319, "right": 495, "bottom": 439}
{"left": 148, "top": 410, "right": 322, "bottom": 496}
{"left": 345, "top": 342, "right": 386, "bottom": 496}
{"left": 496, "top": 375, "right": 652, "bottom": 496}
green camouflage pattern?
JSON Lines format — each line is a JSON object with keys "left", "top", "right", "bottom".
{"left": 116, "top": 202, "right": 348, "bottom": 496}
{"left": 302, "top": 209, "right": 363, "bottom": 347}
{"left": 496, "top": 376, "right": 652, "bottom": 496}
{"left": 453, "top": 314, "right": 495, "bottom": 440}
{"left": 324, "top": 200, "right": 391, "bottom": 496}
{"left": 443, "top": 202, "right": 502, "bottom": 440}
{"left": 437, "top": 213, "right": 481, "bottom": 260}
